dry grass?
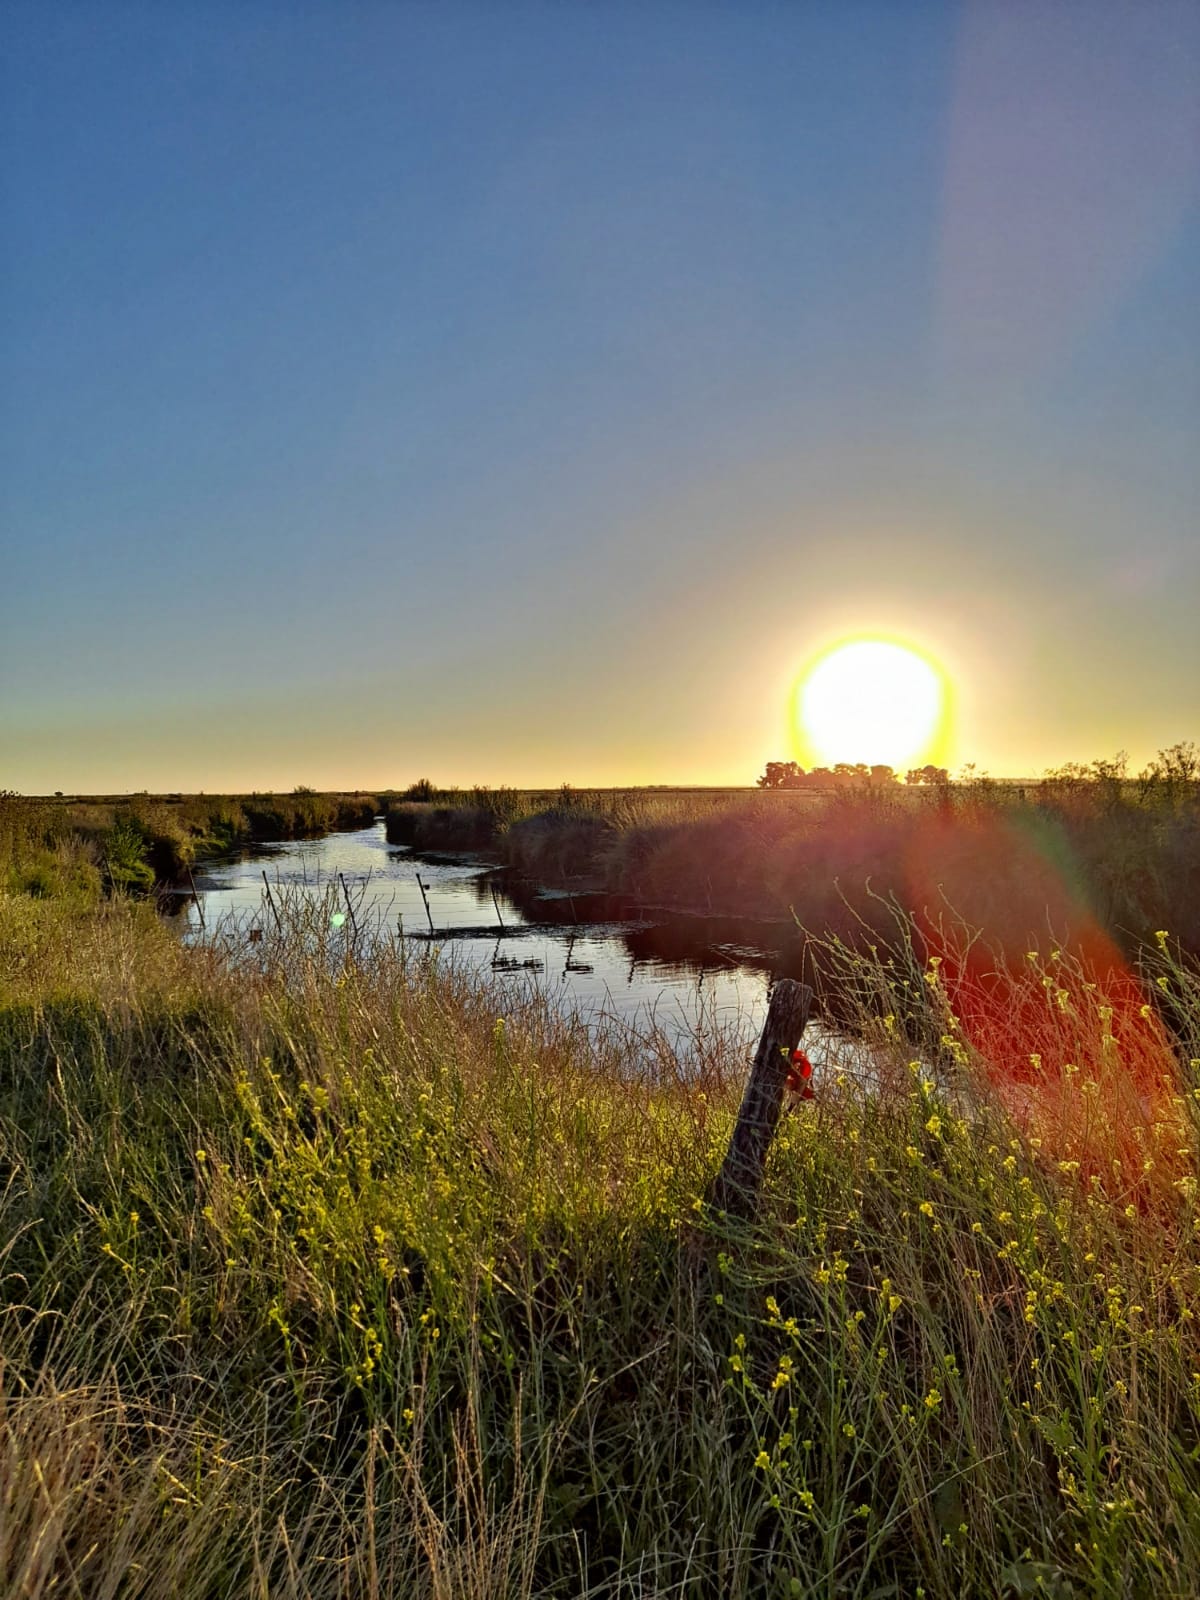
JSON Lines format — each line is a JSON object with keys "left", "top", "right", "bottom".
{"left": 0, "top": 863, "right": 1199, "bottom": 1595}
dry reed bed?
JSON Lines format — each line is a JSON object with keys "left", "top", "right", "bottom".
{"left": 385, "top": 775, "right": 1200, "bottom": 961}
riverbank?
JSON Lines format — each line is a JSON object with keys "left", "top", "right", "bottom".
{"left": 2, "top": 790, "right": 380, "bottom": 900}
{"left": 1, "top": 877, "right": 1198, "bottom": 1597}
{"left": 385, "top": 761, "right": 1200, "bottom": 962}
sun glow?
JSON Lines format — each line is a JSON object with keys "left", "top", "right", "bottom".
{"left": 794, "top": 639, "right": 949, "bottom": 770}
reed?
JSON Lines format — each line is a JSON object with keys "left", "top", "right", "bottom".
{"left": 385, "top": 760, "right": 1200, "bottom": 960}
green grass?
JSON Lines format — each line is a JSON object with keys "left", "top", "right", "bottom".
{"left": 1, "top": 874, "right": 1199, "bottom": 1597}
{"left": 1, "top": 790, "right": 380, "bottom": 902}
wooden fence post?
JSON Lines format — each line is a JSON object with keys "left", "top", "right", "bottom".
{"left": 262, "top": 870, "right": 282, "bottom": 933}
{"left": 708, "top": 978, "right": 814, "bottom": 1218}
{"left": 187, "top": 865, "right": 205, "bottom": 930}
{"left": 338, "top": 872, "right": 359, "bottom": 940}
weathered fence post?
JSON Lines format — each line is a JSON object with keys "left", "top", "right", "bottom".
{"left": 338, "top": 872, "right": 359, "bottom": 940}
{"left": 187, "top": 865, "right": 205, "bottom": 930}
{"left": 415, "top": 873, "right": 435, "bottom": 935}
{"left": 262, "top": 870, "right": 282, "bottom": 933}
{"left": 708, "top": 978, "right": 814, "bottom": 1218}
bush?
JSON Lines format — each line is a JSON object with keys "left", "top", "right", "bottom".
{"left": 101, "top": 820, "right": 155, "bottom": 894}
{"left": 502, "top": 807, "right": 616, "bottom": 881}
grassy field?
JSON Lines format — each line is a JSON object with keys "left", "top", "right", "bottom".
{"left": 2, "top": 787, "right": 1200, "bottom": 1596}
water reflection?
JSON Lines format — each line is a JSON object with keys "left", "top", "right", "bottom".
{"left": 169, "top": 820, "right": 842, "bottom": 1065}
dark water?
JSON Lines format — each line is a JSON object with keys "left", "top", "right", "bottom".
{"left": 170, "top": 820, "right": 855, "bottom": 1068}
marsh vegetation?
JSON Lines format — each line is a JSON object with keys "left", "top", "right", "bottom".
{"left": 1, "top": 790, "right": 380, "bottom": 902}
{"left": 385, "top": 747, "right": 1200, "bottom": 961}
{"left": 1, "top": 771, "right": 1199, "bottom": 1597}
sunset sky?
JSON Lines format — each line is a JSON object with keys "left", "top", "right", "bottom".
{"left": 3, "top": 1, "right": 1198, "bottom": 793}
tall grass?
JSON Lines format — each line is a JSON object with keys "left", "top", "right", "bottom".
{"left": 386, "top": 766, "right": 1200, "bottom": 960}
{"left": 1, "top": 791, "right": 380, "bottom": 902}
{"left": 1, "top": 880, "right": 1198, "bottom": 1596}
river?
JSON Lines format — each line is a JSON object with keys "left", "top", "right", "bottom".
{"left": 169, "top": 818, "right": 853, "bottom": 1069}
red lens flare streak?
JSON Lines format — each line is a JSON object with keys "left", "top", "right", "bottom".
{"left": 903, "top": 811, "right": 1180, "bottom": 1193}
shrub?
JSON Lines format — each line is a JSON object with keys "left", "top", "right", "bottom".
{"left": 100, "top": 820, "right": 155, "bottom": 894}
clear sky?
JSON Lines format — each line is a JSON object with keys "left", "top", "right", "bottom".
{"left": 2, "top": 0, "right": 1197, "bottom": 793}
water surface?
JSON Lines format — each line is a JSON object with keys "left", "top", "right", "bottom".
{"left": 172, "top": 821, "right": 849, "bottom": 1067}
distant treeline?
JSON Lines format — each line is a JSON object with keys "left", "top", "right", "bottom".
{"left": 758, "top": 760, "right": 950, "bottom": 788}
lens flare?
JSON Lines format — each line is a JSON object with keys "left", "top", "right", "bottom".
{"left": 794, "top": 639, "right": 948, "bottom": 770}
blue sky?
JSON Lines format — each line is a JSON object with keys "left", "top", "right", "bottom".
{"left": 2, "top": 1, "right": 1197, "bottom": 790}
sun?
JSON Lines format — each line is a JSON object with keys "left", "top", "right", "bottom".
{"left": 794, "top": 638, "right": 949, "bottom": 771}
